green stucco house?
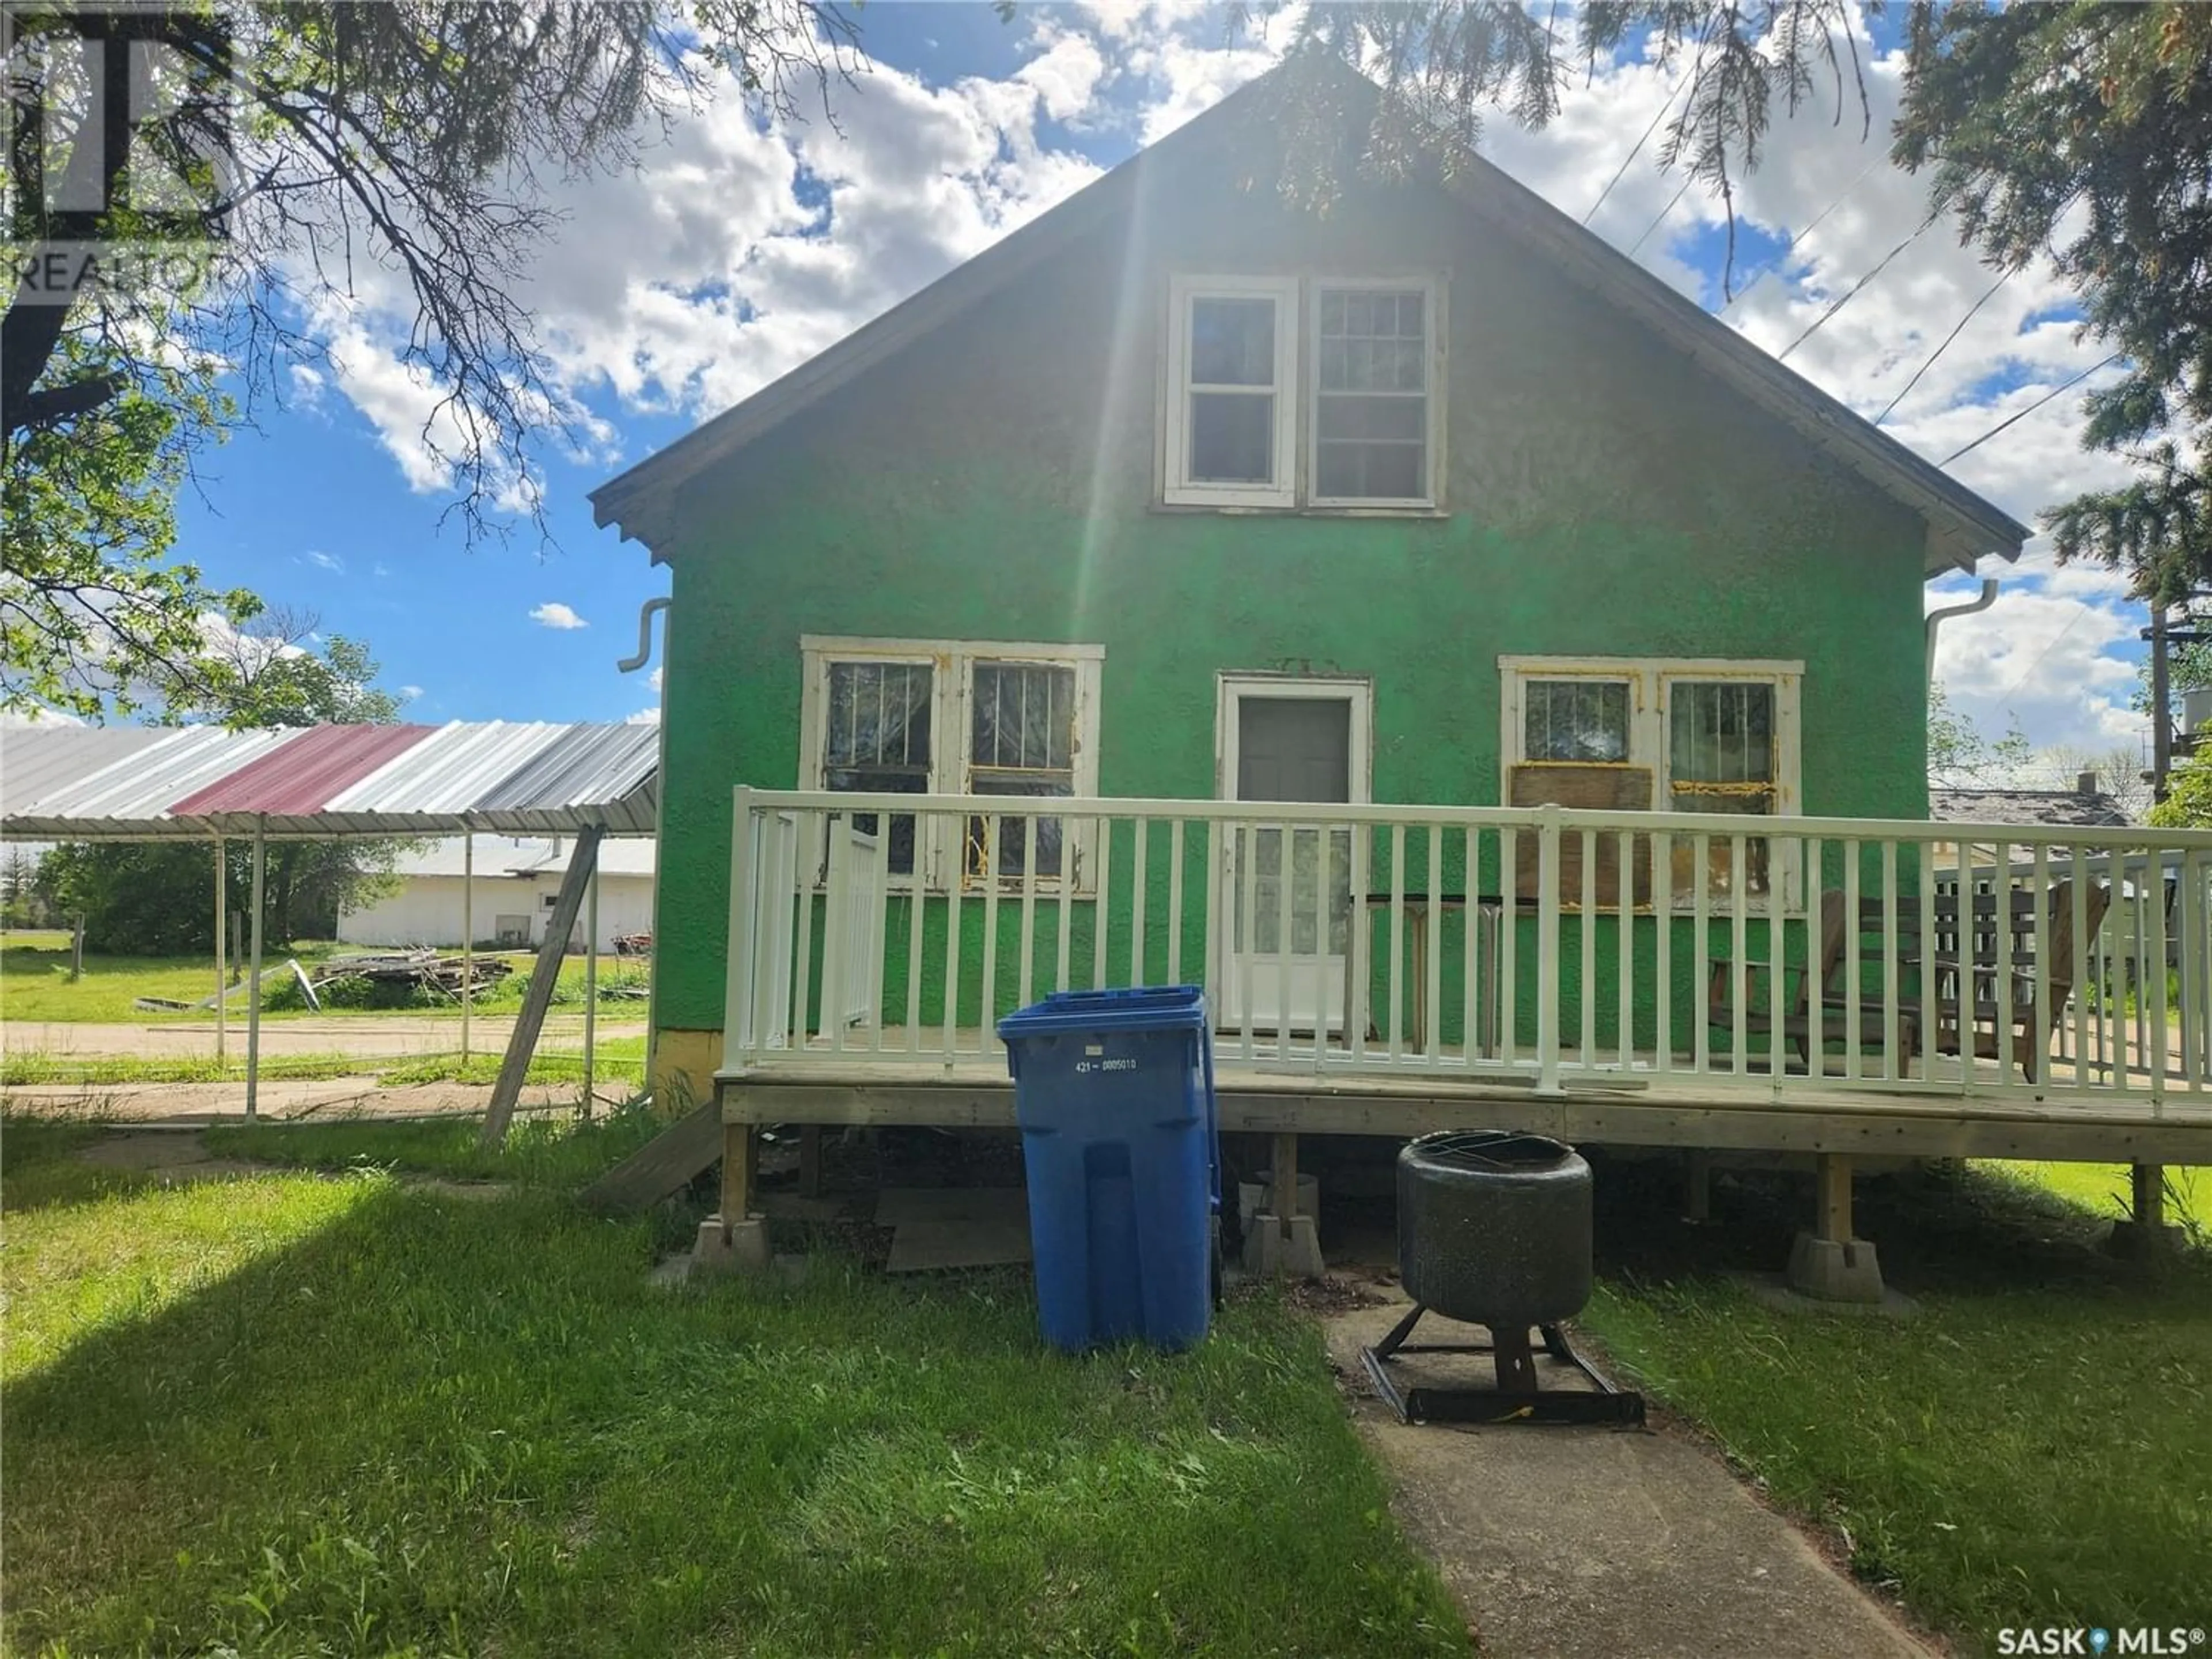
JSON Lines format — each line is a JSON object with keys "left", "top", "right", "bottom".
{"left": 592, "top": 57, "right": 2029, "bottom": 1104}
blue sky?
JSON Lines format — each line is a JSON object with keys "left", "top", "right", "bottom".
{"left": 157, "top": 2, "right": 2152, "bottom": 779}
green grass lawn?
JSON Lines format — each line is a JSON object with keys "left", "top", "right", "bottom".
{"left": 1, "top": 1117, "right": 1467, "bottom": 1658}
{"left": 1579, "top": 1160, "right": 2211, "bottom": 1655}
{"left": 202, "top": 1106, "right": 668, "bottom": 1189}
{"left": 1, "top": 931, "right": 649, "bottom": 1024}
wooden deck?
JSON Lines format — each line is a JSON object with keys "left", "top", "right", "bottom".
{"left": 718, "top": 1050, "right": 2212, "bottom": 1165}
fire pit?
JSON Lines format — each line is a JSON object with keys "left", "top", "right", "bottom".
{"left": 1361, "top": 1131, "right": 1643, "bottom": 1426}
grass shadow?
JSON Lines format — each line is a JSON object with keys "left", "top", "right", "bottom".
{"left": 5, "top": 1174, "right": 1467, "bottom": 1658}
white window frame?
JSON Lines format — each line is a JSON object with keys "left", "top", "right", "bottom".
{"left": 1162, "top": 274, "right": 1301, "bottom": 509}
{"left": 799, "top": 636, "right": 1104, "bottom": 893}
{"left": 1306, "top": 276, "right": 1445, "bottom": 510}
{"left": 1499, "top": 654, "right": 1805, "bottom": 911}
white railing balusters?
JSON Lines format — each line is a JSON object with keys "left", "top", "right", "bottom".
{"left": 1497, "top": 826, "right": 1517, "bottom": 1070}
{"left": 1168, "top": 819, "right": 1187, "bottom": 988}
{"left": 1653, "top": 830, "right": 1672, "bottom": 1077}
{"left": 1579, "top": 828, "right": 1597, "bottom": 1070}
{"left": 1536, "top": 808, "right": 1562, "bottom": 1094}
{"left": 1880, "top": 839, "right": 1900, "bottom": 1084}
{"left": 1426, "top": 824, "right": 1445, "bottom": 1073}
{"left": 1388, "top": 824, "right": 1407, "bottom": 1065}
{"left": 942, "top": 812, "right": 963, "bottom": 1062}
{"left": 1461, "top": 824, "right": 1480, "bottom": 1069}
{"left": 1130, "top": 815, "right": 1148, "bottom": 990}
{"left": 1618, "top": 828, "right": 1635, "bottom": 1075}
{"left": 1018, "top": 810, "right": 1038, "bottom": 1011}
{"left": 1093, "top": 812, "right": 1112, "bottom": 994}
{"left": 715, "top": 790, "right": 2211, "bottom": 1103}
{"left": 1842, "top": 840, "right": 1861, "bottom": 1084}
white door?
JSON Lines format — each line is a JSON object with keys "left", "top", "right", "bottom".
{"left": 1218, "top": 679, "right": 1369, "bottom": 1035}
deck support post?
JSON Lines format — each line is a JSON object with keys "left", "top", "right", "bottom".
{"left": 1683, "top": 1150, "right": 1712, "bottom": 1224}
{"left": 1786, "top": 1153, "right": 1883, "bottom": 1302}
{"left": 2109, "top": 1161, "right": 2179, "bottom": 1258}
{"left": 694, "top": 1115, "right": 770, "bottom": 1274}
{"left": 213, "top": 836, "right": 226, "bottom": 1067}
{"left": 798, "top": 1124, "right": 824, "bottom": 1199}
{"left": 1249, "top": 1131, "right": 1324, "bottom": 1278}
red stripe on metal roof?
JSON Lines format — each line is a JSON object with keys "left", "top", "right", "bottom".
{"left": 169, "top": 724, "right": 438, "bottom": 817}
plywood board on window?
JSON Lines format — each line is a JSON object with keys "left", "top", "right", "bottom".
{"left": 1509, "top": 763, "right": 1655, "bottom": 907}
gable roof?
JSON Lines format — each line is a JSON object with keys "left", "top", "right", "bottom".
{"left": 592, "top": 57, "right": 2029, "bottom": 575}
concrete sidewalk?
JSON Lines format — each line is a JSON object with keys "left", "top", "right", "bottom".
{"left": 1321, "top": 1294, "right": 1931, "bottom": 1659}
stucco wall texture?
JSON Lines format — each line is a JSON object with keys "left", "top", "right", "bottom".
{"left": 646, "top": 150, "right": 1931, "bottom": 1044}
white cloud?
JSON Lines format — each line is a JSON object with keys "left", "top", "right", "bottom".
{"left": 396, "top": 684, "right": 424, "bottom": 702}
{"left": 648, "top": 666, "right": 664, "bottom": 693}
{"left": 625, "top": 704, "right": 661, "bottom": 726}
{"left": 529, "top": 602, "right": 588, "bottom": 630}
{"left": 303, "top": 549, "right": 343, "bottom": 573}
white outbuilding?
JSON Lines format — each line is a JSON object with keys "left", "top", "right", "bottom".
{"left": 338, "top": 834, "right": 656, "bottom": 953}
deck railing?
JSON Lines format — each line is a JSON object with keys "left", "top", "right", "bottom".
{"left": 724, "top": 787, "right": 2212, "bottom": 1104}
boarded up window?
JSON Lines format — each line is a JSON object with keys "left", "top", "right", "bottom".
{"left": 824, "top": 661, "right": 931, "bottom": 876}
{"left": 1509, "top": 763, "right": 1655, "bottom": 907}
{"left": 967, "top": 662, "right": 1076, "bottom": 881}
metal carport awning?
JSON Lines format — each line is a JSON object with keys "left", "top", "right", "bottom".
{"left": 1, "top": 719, "right": 660, "bottom": 1124}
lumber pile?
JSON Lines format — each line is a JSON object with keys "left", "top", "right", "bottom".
{"left": 319, "top": 950, "right": 513, "bottom": 1000}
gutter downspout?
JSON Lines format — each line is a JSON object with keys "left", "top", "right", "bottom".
{"left": 1926, "top": 578, "right": 2000, "bottom": 679}
{"left": 619, "top": 596, "right": 671, "bottom": 1102}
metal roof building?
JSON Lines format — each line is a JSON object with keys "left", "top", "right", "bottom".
{"left": 1, "top": 721, "right": 659, "bottom": 840}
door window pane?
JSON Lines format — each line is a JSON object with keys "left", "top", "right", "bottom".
{"left": 1524, "top": 680, "right": 1630, "bottom": 763}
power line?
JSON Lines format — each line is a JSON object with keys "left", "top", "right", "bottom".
{"left": 1876, "top": 268, "right": 2014, "bottom": 426}
{"left": 1937, "top": 353, "right": 2121, "bottom": 466}
{"left": 1716, "top": 155, "right": 1885, "bottom": 318}
{"left": 1775, "top": 216, "right": 1936, "bottom": 363}
{"left": 1584, "top": 48, "right": 1707, "bottom": 228}
{"left": 1626, "top": 176, "right": 1692, "bottom": 257}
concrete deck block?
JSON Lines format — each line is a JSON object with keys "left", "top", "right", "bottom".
{"left": 1245, "top": 1212, "right": 1325, "bottom": 1278}
{"left": 691, "top": 1213, "right": 771, "bottom": 1275}
{"left": 2106, "top": 1219, "right": 2184, "bottom": 1261}
{"left": 1786, "top": 1232, "right": 1884, "bottom": 1304}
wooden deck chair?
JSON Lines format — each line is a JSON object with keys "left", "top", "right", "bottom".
{"left": 1921, "top": 880, "right": 2112, "bottom": 1083}
{"left": 1704, "top": 891, "right": 1919, "bottom": 1072}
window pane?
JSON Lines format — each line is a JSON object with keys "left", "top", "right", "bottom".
{"left": 1671, "top": 681, "right": 1775, "bottom": 785}
{"left": 1317, "top": 395, "right": 1426, "bottom": 442}
{"left": 825, "top": 662, "right": 932, "bottom": 770}
{"left": 1316, "top": 287, "right": 1427, "bottom": 498}
{"left": 1316, "top": 441, "right": 1423, "bottom": 500}
{"left": 1524, "top": 680, "right": 1630, "bottom": 763}
{"left": 968, "top": 776, "right": 1073, "bottom": 880}
{"left": 1190, "top": 391, "right": 1274, "bottom": 483}
{"left": 1319, "top": 287, "right": 1426, "bottom": 392}
{"left": 825, "top": 662, "right": 932, "bottom": 877}
{"left": 1190, "top": 297, "right": 1275, "bottom": 387}
{"left": 972, "top": 662, "right": 1076, "bottom": 771}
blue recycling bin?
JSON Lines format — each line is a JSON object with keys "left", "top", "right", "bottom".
{"left": 996, "top": 986, "right": 1219, "bottom": 1353}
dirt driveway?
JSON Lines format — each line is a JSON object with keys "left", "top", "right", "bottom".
{"left": 3, "top": 1014, "right": 647, "bottom": 1062}
{"left": 2, "top": 1075, "right": 589, "bottom": 1123}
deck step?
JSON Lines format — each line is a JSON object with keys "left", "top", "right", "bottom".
{"left": 579, "top": 1099, "right": 722, "bottom": 1213}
